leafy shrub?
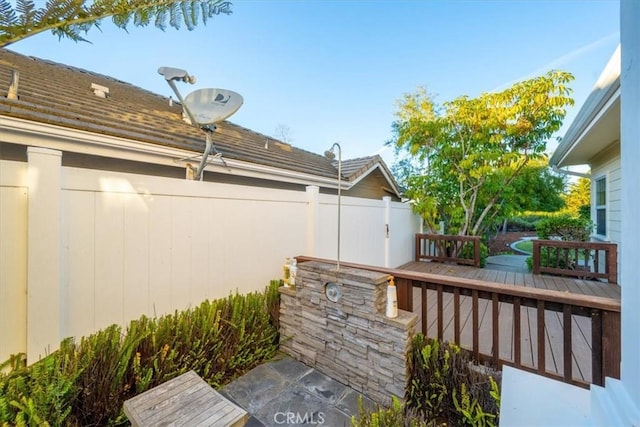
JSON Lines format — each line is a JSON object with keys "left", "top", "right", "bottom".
{"left": 350, "top": 395, "right": 434, "bottom": 427}
{"left": 525, "top": 215, "right": 593, "bottom": 272}
{"left": 460, "top": 242, "right": 488, "bottom": 268}
{"left": 535, "top": 214, "right": 591, "bottom": 241}
{"left": 406, "top": 335, "right": 500, "bottom": 426}
{"left": 0, "top": 281, "right": 281, "bottom": 426}
{"left": 507, "top": 211, "right": 559, "bottom": 232}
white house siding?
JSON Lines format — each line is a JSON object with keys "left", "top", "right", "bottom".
{"left": 590, "top": 142, "right": 621, "bottom": 247}
{"left": 0, "top": 160, "right": 28, "bottom": 363}
{"left": 0, "top": 157, "right": 420, "bottom": 363}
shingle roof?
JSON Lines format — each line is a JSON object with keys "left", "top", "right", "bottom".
{"left": 340, "top": 155, "right": 383, "bottom": 180}
{"left": 0, "top": 49, "right": 339, "bottom": 179}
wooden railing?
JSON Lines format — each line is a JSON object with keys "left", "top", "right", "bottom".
{"left": 415, "top": 234, "right": 481, "bottom": 267}
{"left": 296, "top": 256, "right": 621, "bottom": 388}
{"left": 532, "top": 240, "right": 618, "bottom": 284}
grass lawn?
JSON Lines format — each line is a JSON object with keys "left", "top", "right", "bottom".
{"left": 514, "top": 240, "right": 533, "bottom": 253}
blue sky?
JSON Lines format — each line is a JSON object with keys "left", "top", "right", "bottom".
{"left": 8, "top": 0, "right": 620, "bottom": 165}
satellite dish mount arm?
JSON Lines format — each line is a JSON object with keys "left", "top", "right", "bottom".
{"left": 158, "top": 66, "right": 242, "bottom": 181}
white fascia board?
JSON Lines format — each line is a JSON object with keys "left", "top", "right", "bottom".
{"left": 0, "top": 116, "right": 345, "bottom": 188}
{"left": 551, "top": 46, "right": 621, "bottom": 167}
{"left": 553, "top": 87, "right": 620, "bottom": 167}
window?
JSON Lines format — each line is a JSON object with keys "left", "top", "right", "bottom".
{"left": 595, "top": 176, "right": 606, "bottom": 236}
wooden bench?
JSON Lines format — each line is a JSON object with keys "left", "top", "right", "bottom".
{"left": 124, "top": 371, "right": 248, "bottom": 427}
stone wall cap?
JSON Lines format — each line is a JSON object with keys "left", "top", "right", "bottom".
{"left": 379, "top": 310, "right": 418, "bottom": 329}
{"left": 279, "top": 286, "right": 296, "bottom": 296}
{"left": 299, "top": 261, "right": 390, "bottom": 284}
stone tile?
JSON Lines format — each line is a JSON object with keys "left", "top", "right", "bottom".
{"left": 335, "top": 389, "right": 377, "bottom": 418}
{"left": 245, "top": 415, "right": 267, "bottom": 427}
{"left": 297, "top": 369, "right": 350, "bottom": 405}
{"left": 252, "top": 388, "right": 351, "bottom": 427}
{"left": 266, "top": 357, "right": 314, "bottom": 382}
{"left": 220, "top": 364, "right": 287, "bottom": 413}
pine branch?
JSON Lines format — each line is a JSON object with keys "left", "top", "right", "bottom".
{"left": 0, "top": 0, "right": 232, "bottom": 47}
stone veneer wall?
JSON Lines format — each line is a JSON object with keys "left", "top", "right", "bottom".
{"left": 279, "top": 261, "right": 418, "bottom": 406}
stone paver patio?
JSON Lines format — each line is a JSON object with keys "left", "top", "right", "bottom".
{"left": 220, "top": 356, "right": 375, "bottom": 427}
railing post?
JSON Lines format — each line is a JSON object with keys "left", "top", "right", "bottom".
{"left": 602, "top": 311, "right": 621, "bottom": 381}
{"left": 474, "top": 237, "right": 481, "bottom": 267}
{"left": 415, "top": 234, "right": 421, "bottom": 262}
{"left": 591, "top": 310, "right": 604, "bottom": 386}
{"left": 532, "top": 240, "right": 541, "bottom": 275}
{"left": 396, "top": 277, "right": 413, "bottom": 312}
{"left": 607, "top": 244, "right": 618, "bottom": 284}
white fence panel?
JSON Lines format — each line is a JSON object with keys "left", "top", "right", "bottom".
{"left": 2, "top": 157, "right": 421, "bottom": 363}
{"left": 389, "top": 203, "right": 421, "bottom": 267}
{"left": 0, "top": 160, "right": 28, "bottom": 363}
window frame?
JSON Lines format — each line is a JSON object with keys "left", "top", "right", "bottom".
{"left": 594, "top": 175, "right": 607, "bottom": 237}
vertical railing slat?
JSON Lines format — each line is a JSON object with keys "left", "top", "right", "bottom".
{"left": 492, "top": 293, "right": 499, "bottom": 365}
{"left": 537, "top": 300, "right": 546, "bottom": 374}
{"left": 454, "top": 287, "right": 461, "bottom": 345}
{"left": 563, "top": 305, "right": 573, "bottom": 382}
{"left": 437, "top": 284, "right": 443, "bottom": 341}
{"left": 472, "top": 289, "right": 479, "bottom": 359}
{"left": 421, "top": 283, "right": 427, "bottom": 335}
{"left": 513, "top": 298, "right": 521, "bottom": 365}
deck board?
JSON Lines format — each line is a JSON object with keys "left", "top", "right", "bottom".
{"left": 399, "top": 260, "right": 620, "bottom": 385}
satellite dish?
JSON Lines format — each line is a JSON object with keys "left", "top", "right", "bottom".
{"left": 183, "top": 88, "right": 243, "bottom": 125}
{"left": 159, "top": 66, "right": 244, "bottom": 181}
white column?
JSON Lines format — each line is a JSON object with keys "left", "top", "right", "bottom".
{"left": 27, "top": 147, "right": 62, "bottom": 363}
{"left": 306, "top": 186, "right": 320, "bottom": 257}
{"left": 619, "top": 0, "right": 640, "bottom": 410}
{"left": 383, "top": 196, "right": 391, "bottom": 267}
{"left": 590, "top": 1, "right": 640, "bottom": 423}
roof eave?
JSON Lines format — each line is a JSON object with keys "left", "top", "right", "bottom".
{"left": 550, "top": 45, "right": 621, "bottom": 168}
{"left": 0, "top": 115, "right": 352, "bottom": 189}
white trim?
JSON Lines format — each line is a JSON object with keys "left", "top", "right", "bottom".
{"left": 551, "top": 46, "right": 621, "bottom": 167}
{"left": 0, "top": 116, "right": 350, "bottom": 189}
{"left": 593, "top": 173, "right": 608, "bottom": 240}
{"left": 554, "top": 86, "right": 620, "bottom": 167}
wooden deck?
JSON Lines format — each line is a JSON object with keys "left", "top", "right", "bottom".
{"left": 398, "top": 261, "right": 621, "bottom": 384}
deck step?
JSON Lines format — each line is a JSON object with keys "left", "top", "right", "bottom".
{"left": 124, "top": 371, "right": 247, "bottom": 427}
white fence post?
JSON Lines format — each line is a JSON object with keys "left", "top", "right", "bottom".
{"left": 306, "top": 186, "right": 320, "bottom": 257}
{"left": 27, "top": 147, "right": 62, "bottom": 363}
{"left": 383, "top": 196, "right": 391, "bottom": 268}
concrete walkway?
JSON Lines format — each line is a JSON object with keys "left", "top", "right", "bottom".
{"left": 220, "top": 356, "right": 375, "bottom": 427}
{"left": 485, "top": 254, "right": 529, "bottom": 273}
{"left": 484, "top": 237, "right": 535, "bottom": 273}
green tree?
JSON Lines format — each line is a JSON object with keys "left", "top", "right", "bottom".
{"left": 509, "top": 158, "right": 566, "bottom": 212}
{"left": 0, "top": 0, "right": 231, "bottom": 47}
{"left": 391, "top": 71, "right": 574, "bottom": 239}
{"left": 562, "top": 177, "right": 591, "bottom": 219}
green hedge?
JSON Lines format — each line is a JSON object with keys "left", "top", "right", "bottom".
{"left": 535, "top": 214, "right": 591, "bottom": 241}
{"left": 0, "top": 280, "right": 281, "bottom": 426}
